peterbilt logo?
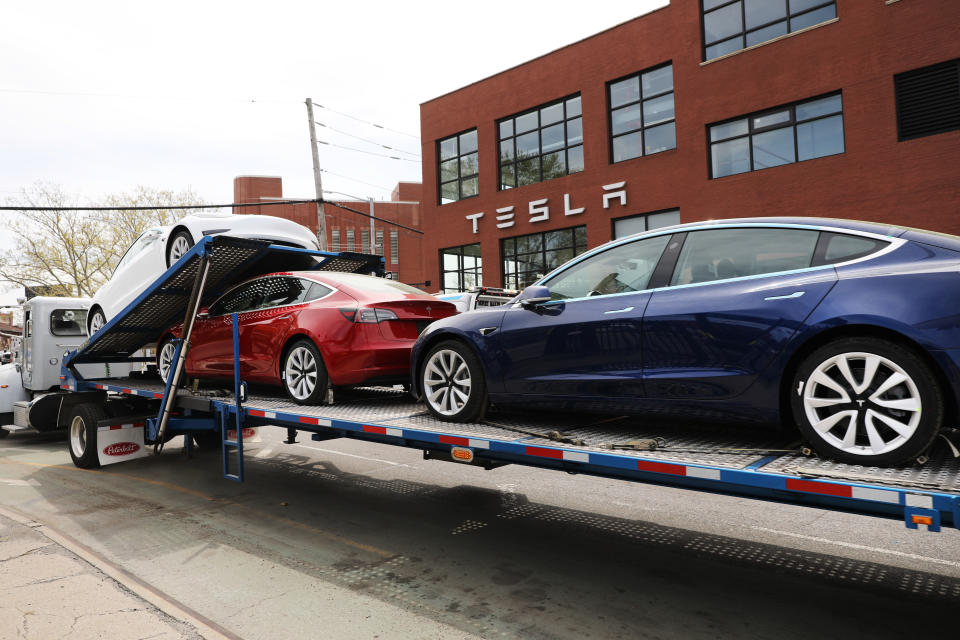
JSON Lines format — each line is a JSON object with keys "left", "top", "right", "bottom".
{"left": 103, "top": 442, "right": 140, "bottom": 456}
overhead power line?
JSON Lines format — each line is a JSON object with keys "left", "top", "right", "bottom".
{"left": 319, "top": 169, "right": 390, "bottom": 192}
{"left": 313, "top": 119, "right": 420, "bottom": 158}
{"left": 310, "top": 101, "right": 420, "bottom": 140}
{"left": 316, "top": 139, "right": 421, "bottom": 163}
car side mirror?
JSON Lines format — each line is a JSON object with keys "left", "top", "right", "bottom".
{"left": 519, "top": 285, "right": 551, "bottom": 308}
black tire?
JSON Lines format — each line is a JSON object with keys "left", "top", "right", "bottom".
{"left": 420, "top": 340, "right": 487, "bottom": 422}
{"left": 791, "top": 337, "right": 943, "bottom": 466}
{"left": 166, "top": 229, "right": 195, "bottom": 267}
{"left": 68, "top": 403, "right": 108, "bottom": 469}
{"left": 281, "top": 339, "right": 329, "bottom": 405}
{"left": 156, "top": 336, "right": 182, "bottom": 385}
{"left": 193, "top": 430, "right": 222, "bottom": 450}
{"left": 87, "top": 308, "right": 107, "bottom": 337}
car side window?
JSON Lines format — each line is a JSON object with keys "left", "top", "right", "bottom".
{"left": 671, "top": 228, "right": 819, "bottom": 286}
{"left": 819, "top": 232, "right": 888, "bottom": 264}
{"left": 209, "top": 281, "right": 265, "bottom": 316}
{"left": 113, "top": 228, "right": 162, "bottom": 277}
{"left": 304, "top": 281, "right": 332, "bottom": 301}
{"left": 257, "top": 277, "right": 310, "bottom": 309}
{"left": 543, "top": 234, "right": 670, "bottom": 300}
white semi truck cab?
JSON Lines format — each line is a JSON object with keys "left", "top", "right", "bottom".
{"left": 0, "top": 297, "right": 130, "bottom": 433}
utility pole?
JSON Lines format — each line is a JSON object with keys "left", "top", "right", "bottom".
{"left": 368, "top": 197, "right": 376, "bottom": 254}
{"left": 305, "top": 98, "right": 328, "bottom": 251}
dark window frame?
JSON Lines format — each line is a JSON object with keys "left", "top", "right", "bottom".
{"left": 497, "top": 94, "right": 584, "bottom": 190}
{"left": 437, "top": 128, "right": 479, "bottom": 205}
{"left": 439, "top": 243, "right": 483, "bottom": 293}
{"left": 500, "top": 226, "right": 588, "bottom": 290}
{"left": 607, "top": 62, "right": 677, "bottom": 164}
{"left": 701, "top": 0, "right": 837, "bottom": 62}
{"left": 708, "top": 91, "right": 845, "bottom": 179}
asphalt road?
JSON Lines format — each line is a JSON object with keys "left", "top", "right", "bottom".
{"left": 1, "top": 427, "right": 958, "bottom": 639}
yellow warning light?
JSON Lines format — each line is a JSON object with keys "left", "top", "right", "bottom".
{"left": 912, "top": 515, "right": 933, "bottom": 526}
{"left": 451, "top": 447, "right": 474, "bottom": 463}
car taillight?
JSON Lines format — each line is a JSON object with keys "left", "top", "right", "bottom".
{"left": 341, "top": 307, "right": 399, "bottom": 323}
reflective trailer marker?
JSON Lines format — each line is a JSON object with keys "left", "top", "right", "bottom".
{"left": 912, "top": 514, "right": 933, "bottom": 527}
{"left": 451, "top": 447, "right": 474, "bottom": 463}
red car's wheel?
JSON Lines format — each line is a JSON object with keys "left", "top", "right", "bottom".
{"left": 282, "top": 339, "right": 329, "bottom": 405}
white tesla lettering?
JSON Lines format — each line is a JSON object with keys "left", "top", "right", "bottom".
{"left": 564, "top": 193, "right": 585, "bottom": 216}
{"left": 465, "top": 212, "right": 484, "bottom": 234}
{"left": 528, "top": 199, "right": 549, "bottom": 223}
{"left": 602, "top": 182, "right": 627, "bottom": 209}
{"left": 496, "top": 206, "right": 516, "bottom": 229}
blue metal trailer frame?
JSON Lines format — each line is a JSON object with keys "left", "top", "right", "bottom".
{"left": 59, "top": 236, "right": 960, "bottom": 534}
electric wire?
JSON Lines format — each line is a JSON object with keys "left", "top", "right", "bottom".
{"left": 316, "top": 139, "right": 420, "bottom": 163}
{"left": 310, "top": 101, "right": 419, "bottom": 140}
{"left": 319, "top": 169, "right": 390, "bottom": 192}
{"left": 313, "top": 120, "right": 420, "bottom": 158}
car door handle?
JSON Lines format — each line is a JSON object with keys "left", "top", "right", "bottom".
{"left": 276, "top": 314, "right": 291, "bottom": 320}
{"left": 604, "top": 306, "right": 635, "bottom": 314}
{"left": 764, "top": 291, "right": 805, "bottom": 301}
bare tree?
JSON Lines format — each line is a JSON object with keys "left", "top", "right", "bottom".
{"left": 0, "top": 182, "right": 208, "bottom": 297}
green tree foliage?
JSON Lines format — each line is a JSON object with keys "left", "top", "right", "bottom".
{"left": 0, "top": 182, "right": 208, "bottom": 297}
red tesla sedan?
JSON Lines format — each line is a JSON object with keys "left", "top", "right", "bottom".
{"left": 157, "top": 271, "right": 456, "bottom": 404}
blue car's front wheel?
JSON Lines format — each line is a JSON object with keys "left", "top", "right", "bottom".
{"left": 792, "top": 338, "right": 943, "bottom": 466}
{"left": 421, "top": 340, "right": 487, "bottom": 422}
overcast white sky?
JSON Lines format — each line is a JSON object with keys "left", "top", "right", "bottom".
{"left": 0, "top": 0, "right": 668, "bottom": 304}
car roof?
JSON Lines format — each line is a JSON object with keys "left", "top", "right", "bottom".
{"left": 250, "top": 271, "right": 432, "bottom": 298}
{"left": 650, "top": 217, "right": 906, "bottom": 238}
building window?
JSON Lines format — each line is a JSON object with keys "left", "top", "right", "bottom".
{"left": 345, "top": 229, "right": 355, "bottom": 251}
{"left": 438, "top": 129, "right": 479, "bottom": 204}
{"left": 361, "top": 229, "right": 370, "bottom": 253}
{"left": 331, "top": 229, "right": 340, "bottom": 252}
{"left": 710, "top": 92, "right": 844, "bottom": 178}
{"left": 440, "top": 243, "right": 482, "bottom": 293}
{"left": 498, "top": 95, "right": 584, "bottom": 190}
{"left": 895, "top": 58, "right": 960, "bottom": 141}
{"left": 702, "top": 1, "right": 837, "bottom": 61}
{"left": 375, "top": 230, "right": 384, "bottom": 255}
{"left": 613, "top": 209, "right": 681, "bottom": 239}
{"left": 390, "top": 230, "right": 399, "bottom": 264}
{"left": 501, "top": 226, "right": 587, "bottom": 290}
{"left": 609, "top": 63, "right": 676, "bottom": 163}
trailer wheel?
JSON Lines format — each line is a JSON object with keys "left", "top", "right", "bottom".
{"left": 282, "top": 339, "right": 329, "bottom": 405}
{"left": 791, "top": 337, "right": 943, "bottom": 466}
{"left": 421, "top": 340, "right": 487, "bottom": 422}
{"left": 167, "top": 229, "right": 194, "bottom": 267}
{"left": 68, "top": 403, "right": 107, "bottom": 469}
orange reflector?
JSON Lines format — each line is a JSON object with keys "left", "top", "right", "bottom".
{"left": 450, "top": 446, "right": 474, "bottom": 463}
{"left": 0, "top": 384, "right": 6, "bottom": 389}
{"left": 912, "top": 515, "right": 933, "bottom": 526}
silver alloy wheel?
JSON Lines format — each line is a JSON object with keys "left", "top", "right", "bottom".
{"left": 284, "top": 346, "right": 318, "bottom": 401}
{"left": 89, "top": 311, "right": 105, "bottom": 335}
{"left": 69, "top": 415, "right": 87, "bottom": 459}
{"left": 158, "top": 341, "right": 177, "bottom": 383}
{"left": 423, "top": 349, "right": 472, "bottom": 417}
{"left": 169, "top": 234, "right": 192, "bottom": 263}
{"left": 802, "top": 351, "right": 922, "bottom": 456}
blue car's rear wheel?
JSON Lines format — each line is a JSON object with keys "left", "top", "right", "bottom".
{"left": 421, "top": 340, "right": 487, "bottom": 422}
{"left": 792, "top": 338, "right": 942, "bottom": 466}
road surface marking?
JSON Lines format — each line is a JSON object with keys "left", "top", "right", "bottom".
{"left": 752, "top": 526, "right": 960, "bottom": 568}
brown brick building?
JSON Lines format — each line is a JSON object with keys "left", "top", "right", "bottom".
{"left": 419, "top": 1, "right": 960, "bottom": 293}
{"left": 233, "top": 176, "right": 428, "bottom": 287}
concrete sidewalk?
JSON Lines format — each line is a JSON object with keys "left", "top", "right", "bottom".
{"left": 0, "top": 508, "right": 230, "bottom": 640}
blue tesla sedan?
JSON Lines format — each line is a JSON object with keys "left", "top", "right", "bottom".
{"left": 411, "top": 218, "right": 960, "bottom": 467}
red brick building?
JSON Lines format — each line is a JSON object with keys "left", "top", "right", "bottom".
{"left": 233, "top": 176, "right": 428, "bottom": 286}
{"left": 419, "top": 1, "right": 960, "bottom": 293}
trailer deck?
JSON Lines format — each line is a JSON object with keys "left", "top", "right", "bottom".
{"left": 53, "top": 235, "right": 960, "bottom": 534}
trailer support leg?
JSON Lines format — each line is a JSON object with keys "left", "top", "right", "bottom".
{"left": 221, "top": 312, "right": 245, "bottom": 482}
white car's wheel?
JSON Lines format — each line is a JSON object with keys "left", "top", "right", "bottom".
{"left": 87, "top": 308, "right": 106, "bottom": 336}
{"left": 792, "top": 338, "right": 943, "bottom": 466}
{"left": 166, "top": 230, "right": 194, "bottom": 267}
{"left": 421, "top": 341, "right": 487, "bottom": 422}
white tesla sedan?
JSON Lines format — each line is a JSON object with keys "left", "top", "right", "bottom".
{"left": 86, "top": 213, "right": 320, "bottom": 336}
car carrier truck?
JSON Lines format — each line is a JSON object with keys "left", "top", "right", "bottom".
{"left": 10, "top": 235, "right": 958, "bottom": 534}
